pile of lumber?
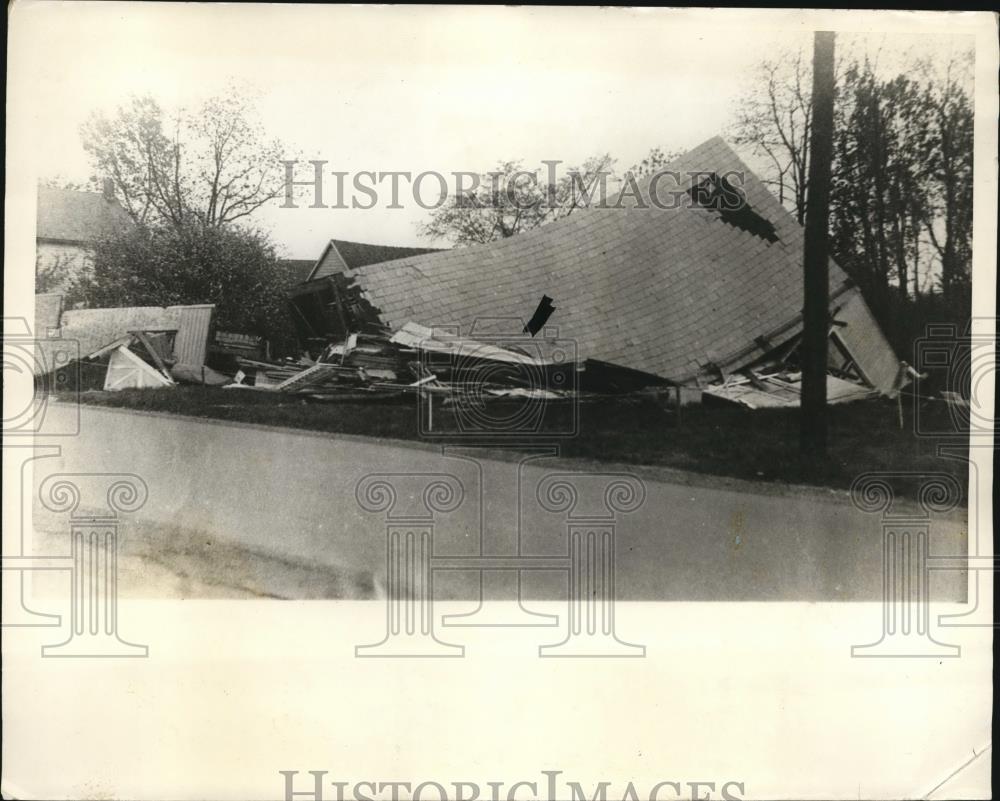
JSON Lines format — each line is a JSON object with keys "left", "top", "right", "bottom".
{"left": 233, "top": 326, "right": 575, "bottom": 403}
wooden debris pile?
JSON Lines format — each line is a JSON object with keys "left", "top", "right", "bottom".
{"left": 226, "top": 324, "right": 575, "bottom": 404}
{"left": 73, "top": 329, "right": 229, "bottom": 391}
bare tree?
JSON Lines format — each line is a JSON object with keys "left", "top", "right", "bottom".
{"left": 417, "top": 154, "right": 616, "bottom": 246}
{"left": 628, "top": 147, "right": 682, "bottom": 179}
{"left": 729, "top": 47, "right": 813, "bottom": 223}
{"left": 81, "top": 88, "right": 289, "bottom": 229}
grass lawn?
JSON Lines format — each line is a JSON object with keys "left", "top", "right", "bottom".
{"left": 66, "top": 386, "right": 969, "bottom": 501}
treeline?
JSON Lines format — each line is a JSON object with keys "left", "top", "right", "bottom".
{"left": 731, "top": 45, "right": 973, "bottom": 352}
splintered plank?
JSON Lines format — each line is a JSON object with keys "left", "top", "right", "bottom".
{"left": 131, "top": 330, "right": 173, "bottom": 380}
{"left": 275, "top": 363, "right": 345, "bottom": 392}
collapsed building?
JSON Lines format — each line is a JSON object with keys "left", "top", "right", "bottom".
{"left": 33, "top": 294, "right": 221, "bottom": 390}
{"left": 286, "top": 137, "right": 904, "bottom": 408}
{"left": 287, "top": 239, "right": 445, "bottom": 352}
{"left": 31, "top": 137, "right": 904, "bottom": 410}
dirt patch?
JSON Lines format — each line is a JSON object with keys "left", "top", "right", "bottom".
{"left": 30, "top": 514, "right": 379, "bottom": 600}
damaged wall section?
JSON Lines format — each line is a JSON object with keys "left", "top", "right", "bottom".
{"left": 287, "top": 272, "right": 386, "bottom": 357}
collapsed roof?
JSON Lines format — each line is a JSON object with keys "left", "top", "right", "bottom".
{"left": 332, "top": 137, "right": 900, "bottom": 394}
{"left": 32, "top": 294, "right": 215, "bottom": 376}
{"left": 306, "top": 238, "right": 446, "bottom": 282}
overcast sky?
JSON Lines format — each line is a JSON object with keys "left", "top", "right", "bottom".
{"left": 9, "top": 3, "right": 976, "bottom": 260}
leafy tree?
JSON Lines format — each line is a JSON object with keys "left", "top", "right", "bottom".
{"left": 831, "top": 62, "right": 934, "bottom": 316}
{"left": 66, "top": 222, "right": 298, "bottom": 354}
{"left": 80, "top": 88, "right": 289, "bottom": 229}
{"left": 35, "top": 252, "right": 76, "bottom": 294}
{"left": 417, "top": 154, "right": 616, "bottom": 246}
{"left": 917, "top": 53, "right": 974, "bottom": 304}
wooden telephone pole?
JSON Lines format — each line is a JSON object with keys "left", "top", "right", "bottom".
{"left": 800, "top": 31, "right": 836, "bottom": 455}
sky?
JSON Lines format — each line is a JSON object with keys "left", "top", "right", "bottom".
{"left": 8, "top": 3, "right": 979, "bottom": 260}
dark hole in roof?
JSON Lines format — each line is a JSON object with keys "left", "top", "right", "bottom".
{"left": 687, "top": 173, "right": 779, "bottom": 244}
{"left": 523, "top": 295, "right": 555, "bottom": 336}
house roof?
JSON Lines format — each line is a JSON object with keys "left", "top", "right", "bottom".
{"left": 307, "top": 239, "right": 444, "bottom": 282}
{"left": 347, "top": 136, "right": 880, "bottom": 385}
{"left": 36, "top": 186, "right": 132, "bottom": 244}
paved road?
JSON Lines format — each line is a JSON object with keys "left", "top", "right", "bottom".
{"left": 21, "top": 403, "right": 968, "bottom": 601}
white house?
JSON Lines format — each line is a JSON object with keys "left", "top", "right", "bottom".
{"left": 35, "top": 180, "right": 132, "bottom": 291}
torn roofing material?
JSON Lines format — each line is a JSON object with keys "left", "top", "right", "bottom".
{"left": 829, "top": 289, "right": 900, "bottom": 395}
{"left": 389, "top": 321, "right": 564, "bottom": 366}
{"left": 346, "top": 137, "right": 900, "bottom": 388}
{"left": 703, "top": 373, "right": 879, "bottom": 410}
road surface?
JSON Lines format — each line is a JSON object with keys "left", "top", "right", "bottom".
{"left": 20, "top": 403, "right": 968, "bottom": 602}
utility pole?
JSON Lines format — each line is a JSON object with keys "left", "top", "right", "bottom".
{"left": 800, "top": 31, "right": 836, "bottom": 455}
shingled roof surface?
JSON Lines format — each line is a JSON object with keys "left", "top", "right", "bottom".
{"left": 36, "top": 186, "right": 132, "bottom": 244}
{"left": 309, "top": 239, "right": 444, "bottom": 281}
{"left": 350, "top": 137, "right": 855, "bottom": 383}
